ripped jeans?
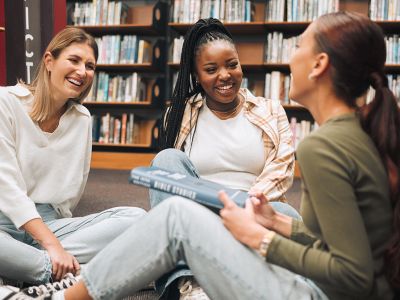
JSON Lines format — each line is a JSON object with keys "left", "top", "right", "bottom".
{"left": 0, "top": 204, "right": 146, "bottom": 284}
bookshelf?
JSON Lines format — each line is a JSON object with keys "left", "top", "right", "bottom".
{"left": 167, "top": 0, "right": 400, "bottom": 178}
{"left": 66, "top": 0, "right": 167, "bottom": 169}
{"left": 64, "top": 0, "right": 400, "bottom": 171}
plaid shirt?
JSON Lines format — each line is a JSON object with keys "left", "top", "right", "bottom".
{"left": 174, "top": 88, "right": 295, "bottom": 202}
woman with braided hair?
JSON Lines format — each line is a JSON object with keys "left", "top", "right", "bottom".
{"left": 2, "top": 11, "right": 399, "bottom": 300}
{"left": 151, "top": 18, "right": 295, "bottom": 207}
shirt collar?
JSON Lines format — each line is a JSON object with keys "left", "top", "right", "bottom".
{"left": 66, "top": 100, "right": 90, "bottom": 117}
{"left": 7, "top": 84, "right": 32, "bottom": 98}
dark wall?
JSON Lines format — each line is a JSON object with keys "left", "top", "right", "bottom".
{"left": 4, "top": 0, "right": 54, "bottom": 85}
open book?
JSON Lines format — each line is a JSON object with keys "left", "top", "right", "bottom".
{"left": 129, "top": 166, "right": 248, "bottom": 210}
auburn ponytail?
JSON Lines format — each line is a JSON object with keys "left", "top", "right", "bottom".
{"left": 360, "top": 73, "right": 400, "bottom": 290}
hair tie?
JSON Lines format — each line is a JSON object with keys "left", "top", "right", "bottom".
{"left": 370, "top": 71, "right": 388, "bottom": 89}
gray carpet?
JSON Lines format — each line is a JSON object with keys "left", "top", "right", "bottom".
{"left": 75, "top": 169, "right": 302, "bottom": 216}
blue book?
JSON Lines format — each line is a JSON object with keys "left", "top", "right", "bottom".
{"left": 129, "top": 166, "right": 248, "bottom": 210}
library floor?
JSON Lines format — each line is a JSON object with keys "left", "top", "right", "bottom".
{"left": 75, "top": 169, "right": 302, "bottom": 216}
{"left": 74, "top": 169, "right": 302, "bottom": 300}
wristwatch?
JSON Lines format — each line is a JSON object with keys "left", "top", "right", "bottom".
{"left": 258, "top": 231, "right": 275, "bottom": 258}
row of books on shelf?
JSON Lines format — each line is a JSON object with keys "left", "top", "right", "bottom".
{"left": 266, "top": 0, "right": 338, "bottom": 22}
{"left": 68, "top": 0, "right": 128, "bottom": 26}
{"left": 290, "top": 117, "right": 318, "bottom": 150}
{"left": 370, "top": 0, "right": 400, "bottom": 21}
{"left": 86, "top": 72, "right": 150, "bottom": 103}
{"left": 92, "top": 113, "right": 140, "bottom": 145}
{"left": 264, "top": 71, "right": 291, "bottom": 104}
{"left": 265, "top": 32, "right": 298, "bottom": 64}
{"left": 171, "top": 33, "right": 296, "bottom": 64}
{"left": 172, "top": 0, "right": 253, "bottom": 24}
{"left": 172, "top": 31, "right": 400, "bottom": 65}
{"left": 385, "top": 35, "right": 400, "bottom": 64}
{"left": 171, "top": 0, "right": 340, "bottom": 23}
{"left": 171, "top": 36, "right": 184, "bottom": 64}
{"left": 95, "top": 35, "right": 152, "bottom": 65}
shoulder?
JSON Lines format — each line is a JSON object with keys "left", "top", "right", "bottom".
{"left": 242, "top": 88, "right": 283, "bottom": 116}
{"left": 0, "top": 84, "right": 32, "bottom": 113}
{"left": 296, "top": 115, "right": 363, "bottom": 166}
{"left": 68, "top": 101, "right": 91, "bottom": 119}
{"left": 0, "top": 84, "right": 31, "bottom": 102}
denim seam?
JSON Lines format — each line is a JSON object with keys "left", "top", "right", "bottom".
{"left": 179, "top": 234, "right": 267, "bottom": 300}
{"left": 88, "top": 245, "right": 171, "bottom": 300}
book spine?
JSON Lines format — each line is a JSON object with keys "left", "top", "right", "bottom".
{"left": 130, "top": 172, "right": 219, "bottom": 207}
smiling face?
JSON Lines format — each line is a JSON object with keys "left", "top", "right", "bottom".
{"left": 288, "top": 23, "right": 319, "bottom": 105}
{"left": 45, "top": 42, "right": 96, "bottom": 102}
{"left": 194, "top": 40, "right": 243, "bottom": 106}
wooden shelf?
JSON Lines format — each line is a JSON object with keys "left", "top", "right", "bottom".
{"left": 283, "top": 104, "right": 307, "bottom": 110}
{"left": 169, "top": 62, "right": 290, "bottom": 72}
{"left": 170, "top": 62, "right": 400, "bottom": 73}
{"left": 95, "top": 63, "right": 155, "bottom": 72}
{"left": 93, "top": 142, "right": 152, "bottom": 148}
{"left": 264, "top": 63, "right": 290, "bottom": 72}
{"left": 264, "top": 21, "right": 309, "bottom": 33}
{"left": 376, "top": 21, "right": 400, "bottom": 33}
{"left": 294, "top": 162, "right": 301, "bottom": 178}
{"left": 71, "top": 24, "right": 163, "bottom": 36}
{"left": 83, "top": 101, "right": 152, "bottom": 106}
{"left": 385, "top": 64, "right": 400, "bottom": 72}
{"left": 91, "top": 151, "right": 155, "bottom": 170}
{"left": 169, "top": 21, "right": 309, "bottom": 35}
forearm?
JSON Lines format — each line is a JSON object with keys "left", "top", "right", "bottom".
{"left": 271, "top": 212, "right": 293, "bottom": 238}
{"left": 22, "top": 218, "right": 62, "bottom": 250}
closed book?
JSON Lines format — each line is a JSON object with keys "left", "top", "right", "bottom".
{"left": 129, "top": 166, "right": 248, "bottom": 210}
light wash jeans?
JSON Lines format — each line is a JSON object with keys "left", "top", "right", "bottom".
{"left": 149, "top": 149, "right": 302, "bottom": 296}
{"left": 82, "top": 197, "right": 327, "bottom": 300}
{"left": 0, "top": 204, "right": 146, "bottom": 284}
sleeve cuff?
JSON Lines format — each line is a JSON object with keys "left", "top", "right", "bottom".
{"left": 3, "top": 200, "right": 41, "bottom": 229}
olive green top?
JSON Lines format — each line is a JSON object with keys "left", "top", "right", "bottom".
{"left": 267, "top": 113, "right": 393, "bottom": 299}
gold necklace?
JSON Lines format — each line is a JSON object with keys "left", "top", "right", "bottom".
{"left": 207, "top": 97, "right": 244, "bottom": 120}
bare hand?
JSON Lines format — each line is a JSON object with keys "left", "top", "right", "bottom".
{"left": 46, "top": 245, "right": 80, "bottom": 280}
{"left": 248, "top": 191, "right": 277, "bottom": 230}
{"left": 219, "top": 191, "right": 267, "bottom": 249}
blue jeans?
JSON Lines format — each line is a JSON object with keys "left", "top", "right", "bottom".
{"left": 82, "top": 198, "right": 326, "bottom": 300}
{"left": 149, "top": 149, "right": 301, "bottom": 296}
{"left": 0, "top": 204, "right": 146, "bottom": 284}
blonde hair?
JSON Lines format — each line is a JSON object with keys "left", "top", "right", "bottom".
{"left": 22, "top": 27, "right": 98, "bottom": 122}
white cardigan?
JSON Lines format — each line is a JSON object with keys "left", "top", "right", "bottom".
{"left": 0, "top": 84, "right": 92, "bottom": 228}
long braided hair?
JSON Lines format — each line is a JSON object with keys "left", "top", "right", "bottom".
{"left": 160, "top": 18, "right": 234, "bottom": 149}
{"left": 314, "top": 12, "right": 400, "bottom": 292}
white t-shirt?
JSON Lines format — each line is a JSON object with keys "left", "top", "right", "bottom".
{"left": 0, "top": 84, "right": 92, "bottom": 228}
{"left": 184, "top": 102, "right": 265, "bottom": 191}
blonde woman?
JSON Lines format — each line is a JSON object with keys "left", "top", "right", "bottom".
{"left": 0, "top": 27, "right": 145, "bottom": 287}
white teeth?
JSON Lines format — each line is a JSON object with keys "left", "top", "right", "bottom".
{"left": 216, "top": 84, "right": 233, "bottom": 90}
{"left": 67, "top": 78, "right": 83, "bottom": 86}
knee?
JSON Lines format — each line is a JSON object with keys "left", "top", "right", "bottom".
{"left": 108, "top": 206, "right": 147, "bottom": 219}
{"left": 270, "top": 202, "right": 301, "bottom": 220}
{"left": 151, "top": 148, "right": 187, "bottom": 167}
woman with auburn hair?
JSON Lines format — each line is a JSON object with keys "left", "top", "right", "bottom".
{"left": 3, "top": 11, "right": 400, "bottom": 300}
{"left": 0, "top": 27, "right": 145, "bottom": 287}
